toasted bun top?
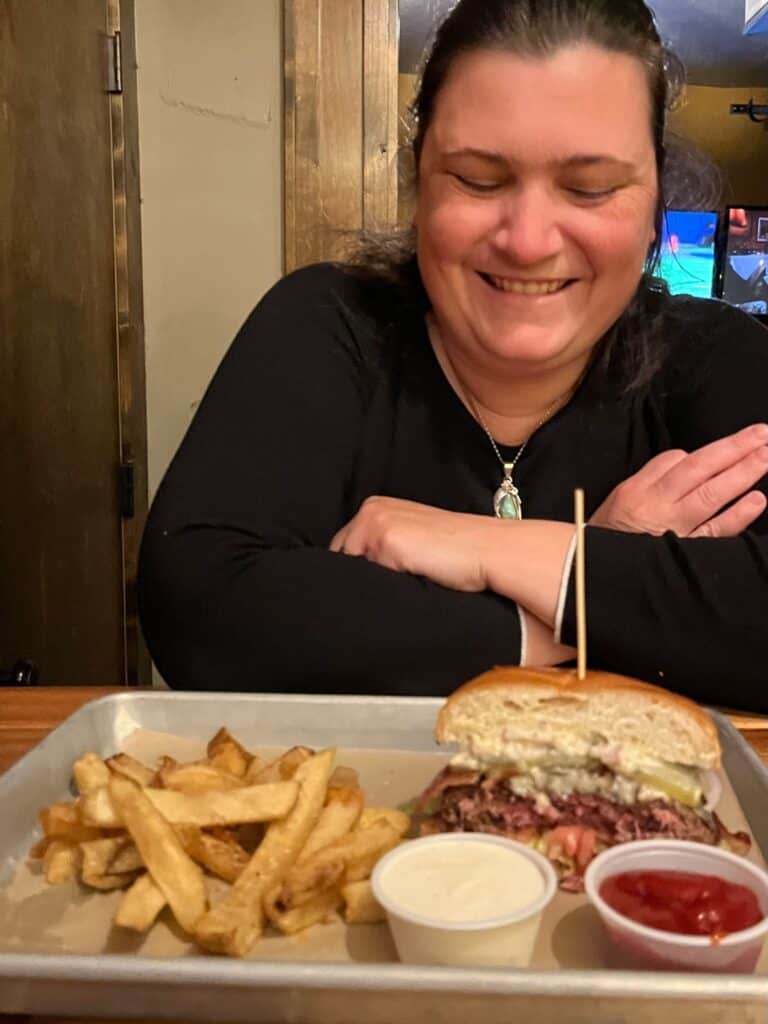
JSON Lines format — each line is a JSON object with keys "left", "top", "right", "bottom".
{"left": 436, "top": 666, "right": 720, "bottom": 771}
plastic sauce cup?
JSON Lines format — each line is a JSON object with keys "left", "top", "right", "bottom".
{"left": 371, "top": 833, "right": 557, "bottom": 967}
{"left": 584, "top": 839, "right": 768, "bottom": 973}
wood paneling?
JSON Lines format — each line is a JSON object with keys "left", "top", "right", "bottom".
{"left": 284, "top": 0, "right": 399, "bottom": 271}
{"left": 112, "top": 0, "right": 150, "bottom": 685}
{"left": 364, "top": 0, "right": 399, "bottom": 232}
{"left": 0, "top": 0, "right": 146, "bottom": 684}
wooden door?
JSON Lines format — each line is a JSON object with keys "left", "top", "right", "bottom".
{"left": 284, "top": 0, "right": 399, "bottom": 271}
{"left": 0, "top": 0, "right": 148, "bottom": 685}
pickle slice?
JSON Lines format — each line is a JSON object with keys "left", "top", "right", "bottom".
{"left": 633, "top": 763, "right": 702, "bottom": 807}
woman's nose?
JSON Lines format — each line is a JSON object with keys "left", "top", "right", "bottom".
{"left": 490, "top": 189, "right": 563, "bottom": 266}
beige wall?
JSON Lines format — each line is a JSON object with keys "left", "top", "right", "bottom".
{"left": 135, "top": 0, "right": 283, "bottom": 497}
{"left": 669, "top": 86, "right": 768, "bottom": 206}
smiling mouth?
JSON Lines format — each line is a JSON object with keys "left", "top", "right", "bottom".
{"left": 479, "top": 273, "right": 574, "bottom": 295}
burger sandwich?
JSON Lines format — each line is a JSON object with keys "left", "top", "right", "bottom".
{"left": 417, "top": 667, "right": 751, "bottom": 891}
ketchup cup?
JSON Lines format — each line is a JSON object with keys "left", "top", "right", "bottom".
{"left": 584, "top": 840, "right": 768, "bottom": 973}
{"left": 371, "top": 833, "right": 557, "bottom": 967}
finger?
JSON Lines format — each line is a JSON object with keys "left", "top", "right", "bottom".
{"left": 329, "top": 532, "right": 343, "bottom": 552}
{"left": 334, "top": 522, "right": 368, "bottom": 557}
{"left": 629, "top": 448, "right": 689, "bottom": 486}
{"left": 681, "top": 446, "right": 768, "bottom": 528}
{"left": 329, "top": 525, "right": 350, "bottom": 552}
{"left": 656, "top": 424, "right": 768, "bottom": 501}
{"left": 689, "top": 491, "right": 767, "bottom": 539}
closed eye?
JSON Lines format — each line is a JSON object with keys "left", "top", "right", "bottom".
{"left": 452, "top": 174, "right": 502, "bottom": 194}
{"left": 568, "top": 187, "right": 619, "bottom": 201}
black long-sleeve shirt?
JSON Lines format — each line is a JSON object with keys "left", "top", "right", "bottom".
{"left": 138, "top": 263, "right": 768, "bottom": 709}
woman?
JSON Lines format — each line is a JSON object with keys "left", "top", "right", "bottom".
{"left": 139, "top": 0, "right": 768, "bottom": 708}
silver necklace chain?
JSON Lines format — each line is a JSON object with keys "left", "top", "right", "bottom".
{"left": 470, "top": 398, "right": 558, "bottom": 477}
{"left": 429, "top": 316, "right": 566, "bottom": 519}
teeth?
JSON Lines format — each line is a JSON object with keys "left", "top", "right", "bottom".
{"left": 488, "top": 275, "right": 566, "bottom": 295}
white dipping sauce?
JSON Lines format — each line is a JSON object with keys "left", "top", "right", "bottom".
{"left": 377, "top": 838, "right": 545, "bottom": 923}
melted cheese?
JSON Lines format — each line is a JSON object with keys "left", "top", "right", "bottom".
{"left": 450, "top": 751, "right": 703, "bottom": 807}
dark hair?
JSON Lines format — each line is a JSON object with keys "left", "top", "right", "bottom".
{"left": 347, "top": 0, "right": 701, "bottom": 395}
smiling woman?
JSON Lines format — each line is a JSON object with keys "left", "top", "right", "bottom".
{"left": 415, "top": 46, "right": 658, "bottom": 391}
{"left": 138, "top": 0, "right": 768, "bottom": 709}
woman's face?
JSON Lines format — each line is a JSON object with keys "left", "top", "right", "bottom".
{"left": 415, "top": 45, "right": 659, "bottom": 377}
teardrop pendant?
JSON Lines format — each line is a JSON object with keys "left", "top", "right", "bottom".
{"left": 493, "top": 463, "right": 523, "bottom": 519}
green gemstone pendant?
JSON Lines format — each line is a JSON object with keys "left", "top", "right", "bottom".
{"left": 493, "top": 463, "right": 523, "bottom": 519}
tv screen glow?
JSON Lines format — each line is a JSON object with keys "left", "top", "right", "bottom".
{"left": 721, "top": 206, "right": 768, "bottom": 317}
{"left": 657, "top": 210, "right": 719, "bottom": 299}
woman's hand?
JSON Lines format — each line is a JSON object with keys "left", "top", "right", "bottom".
{"left": 590, "top": 424, "right": 768, "bottom": 538}
{"left": 330, "top": 497, "right": 493, "bottom": 591}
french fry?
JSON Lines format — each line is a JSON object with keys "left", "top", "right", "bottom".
{"left": 341, "top": 879, "right": 385, "bottom": 924}
{"left": 247, "top": 746, "right": 313, "bottom": 785}
{"left": 279, "top": 819, "right": 400, "bottom": 909}
{"left": 106, "top": 753, "right": 155, "bottom": 788}
{"left": 79, "top": 787, "right": 121, "bottom": 828}
{"left": 73, "top": 753, "right": 111, "bottom": 795}
{"left": 80, "top": 836, "right": 125, "bottom": 876}
{"left": 81, "top": 781, "right": 298, "bottom": 828}
{"left": 79, "top": 837, "right": 142, "bottom": 891}
{"left": 328, "top": 765, "right": 360, "bottom": 789}
{"left": 109, "top": 775, "right": 208, "bottom": 935}
{"left": 264, "top": 886, "right": 342, "bottom": 935}
{"left": 109, "top": 840, "right": 144, "bottom": 875}
{"left": 28, "top": 834, "right": 54, "bottom": 860}
{"left": 115, "top": 873, "right": 167, "bottom": 932}
{"left": 297, "top": 785, "right": 364, "bottom": 864}
{"left": 82, "top": 867, "right": 140, "bottom": 891}
{"left": 146, "top": 782, "right": 298, "bottom": 827}
{"left": 180, "top": 827, "right": 250, "bottom": 884}
{"left": 357, "top": 807, "right": 411, "bottom": 838}
{"left": 43, "top": 839, "right": 81, "bottom": 884}
{"left": 31, "top": 733, "right": 403, "bottom": 954}
{"left": 343, "top": 852, "right": 388, "bottom": 884}
{"left": 39, "top": 802, "right": 102, "bottom": 843}
{"left": 206, "top": 728, "right": 252, "bottom": 778}
{"left": 241, "top": 754, "right": 267, "bottom": 783}
{"left": 342, "top": 808, "right": 410, "bottom": 883}
{"left": 152, "top": 754, "right": 179, "bottom": 782}
{"left": 194, "top": 748, "right": 334, "bottom": 957}
{"left": 155, "top": 761, "right": 246, "bottom": 794}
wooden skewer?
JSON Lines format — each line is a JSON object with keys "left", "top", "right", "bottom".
{"left": 574, "top": 488, "right": 587, "bottom": 681}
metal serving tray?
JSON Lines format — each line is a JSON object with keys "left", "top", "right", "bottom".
{"left": 0, "top": 691, "right": 767, "bottom": 1024}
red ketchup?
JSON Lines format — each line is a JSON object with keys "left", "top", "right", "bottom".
{"left": 600, "top": 870, "right": 764, "bottom": 940}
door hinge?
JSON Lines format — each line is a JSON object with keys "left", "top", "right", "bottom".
{"left": 119, "top": 459, "right": 135, "bottom": 518}
{"left": 106, "top": 31, "right": 122, "bottom": 94}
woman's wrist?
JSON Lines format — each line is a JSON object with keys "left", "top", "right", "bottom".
{"left": 520, "top": 607, "right": 577, "bottom": 666}
{"left": 482, "top": 519, "right": 576, "bottom": 626}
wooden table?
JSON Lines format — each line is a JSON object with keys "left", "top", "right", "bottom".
{"left": 0, "top": 688, "right": 123, "bottom": 776}
{"left": 2, "top": 687, "right": 768, "bottom": 1024}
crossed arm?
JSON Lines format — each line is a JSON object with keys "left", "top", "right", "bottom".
{"left": 138, "top": 269, "right": 768, "bottom": 705}
{"left": 330, "top": 424, "right": 768, "bottom": 664}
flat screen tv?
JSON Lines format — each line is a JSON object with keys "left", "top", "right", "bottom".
{"left": 656, "top": 209, "right": 719, "bottom": 299}
{"left": 718, "top": 206, "right": 768, "bottom": 318}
